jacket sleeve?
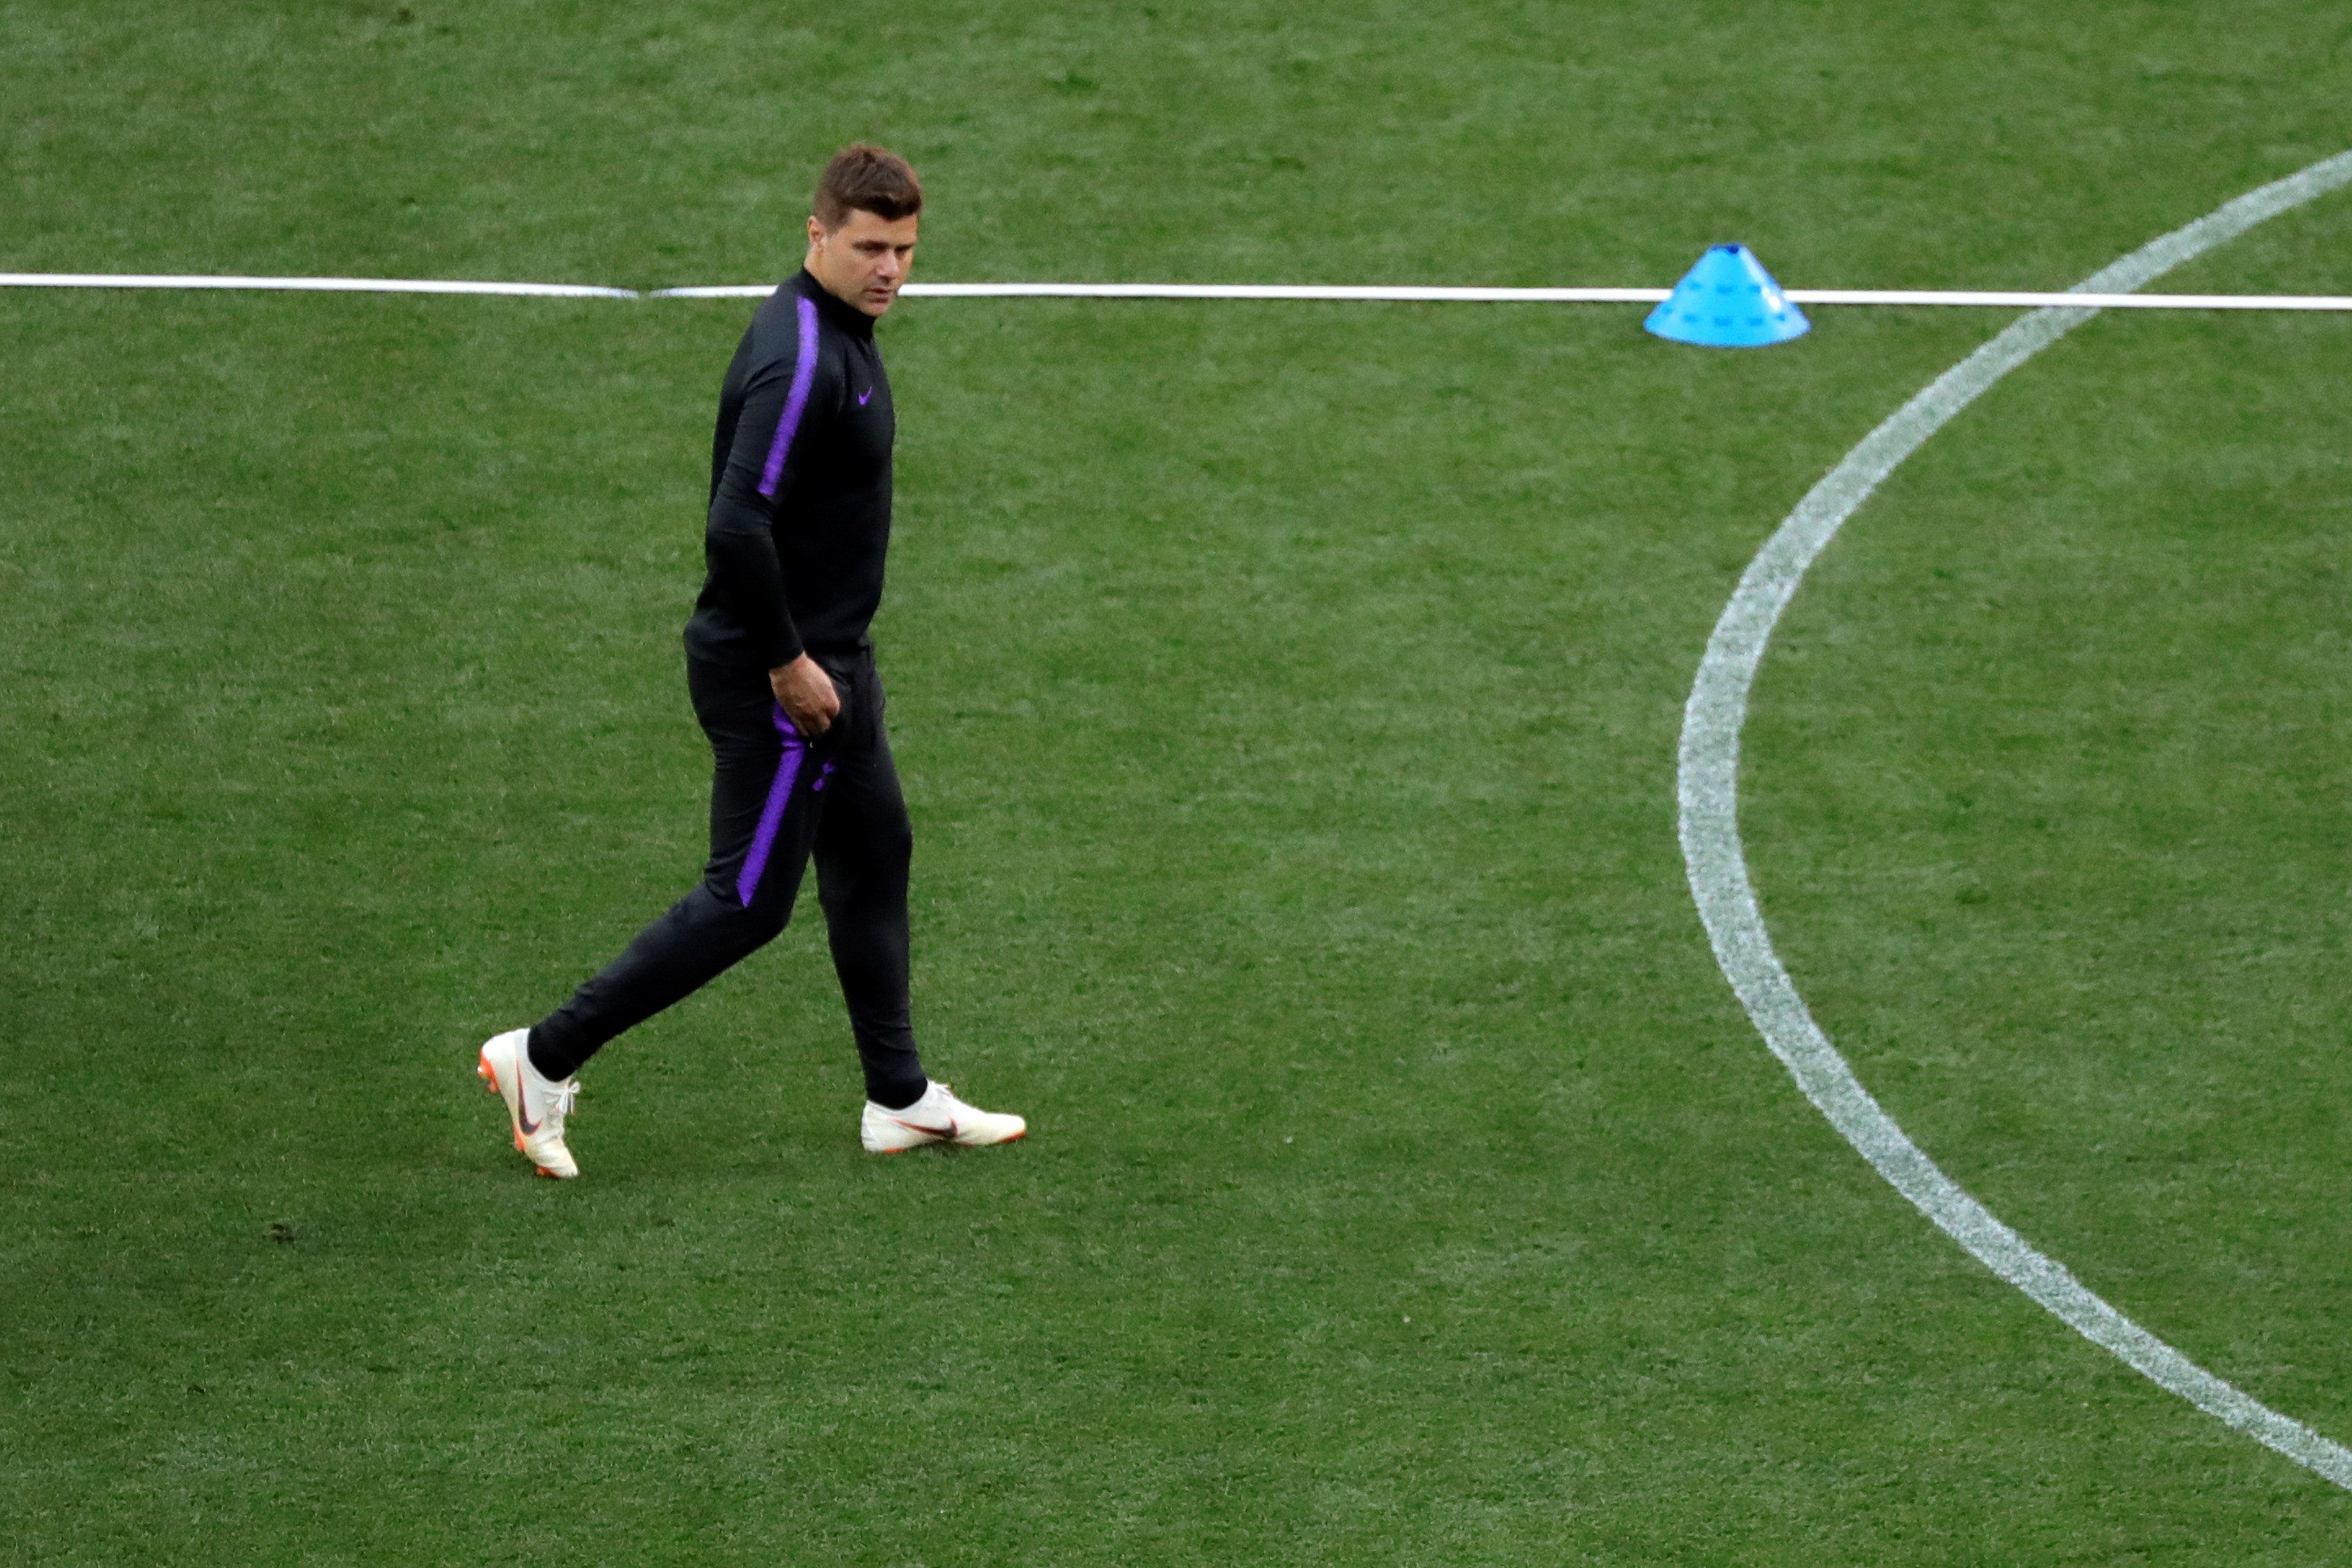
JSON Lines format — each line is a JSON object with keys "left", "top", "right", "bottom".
{"left": 704, "top": 296, "right": 827, "bottom": 669}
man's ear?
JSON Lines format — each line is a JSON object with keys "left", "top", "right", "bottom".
{"left": 806, "top": 215, "right": 826, "bottom": 249}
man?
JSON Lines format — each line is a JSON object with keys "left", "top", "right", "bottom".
{"left": 475, "top": 144, "right": 1026, "bottom": 1178}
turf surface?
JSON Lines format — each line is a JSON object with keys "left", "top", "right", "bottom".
{"left": 4, "top": 2, "right": 2351, "bottom": 1562}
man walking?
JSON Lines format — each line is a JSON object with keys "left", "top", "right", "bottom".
{"left": 477, "top": 145, "right": 1025, "bottom": 1178}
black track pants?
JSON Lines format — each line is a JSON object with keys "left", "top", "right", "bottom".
{"left": 527, "top": 649, "right": 927, "bottom": 1107}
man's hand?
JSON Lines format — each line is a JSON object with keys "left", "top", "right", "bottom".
{"left": 769, "top": 653, "right": 842, "bottom": 737}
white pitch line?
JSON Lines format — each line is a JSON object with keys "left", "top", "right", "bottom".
{"left": 1677, "top": 149, "right": 2352, "bottom": 1487}
{"left": 647, "top": 284, "right": 792, "bottom": 300}
{"left": 0, "top": 272, "right": 638, "bottom": 299}
{"left": 679, "top": 280, "right": 2352, "bottom": 309}
{"left": 1792, "top": 289, "right": 2352, "bottom": 311}
{"left": 7, "top": 272, "right": 2352, "bottom": 310}
{"left": 669, "top": 282, "right": 1678, "bottom": 301}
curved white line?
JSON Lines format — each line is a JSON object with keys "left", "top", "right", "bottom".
{"left": 1677, "top": 149, "right": 2352, "bottom": 1486}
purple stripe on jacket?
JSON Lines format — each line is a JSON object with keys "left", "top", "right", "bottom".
{"left": 757, "top": 293, "right": 822, "bottom": 500}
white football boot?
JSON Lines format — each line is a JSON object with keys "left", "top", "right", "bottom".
{"left": 861, "top": 1080, "right": 1027, "bottom": 1154}
{"left": 476, "top": 1028, "right": 581, "bottom": 1179}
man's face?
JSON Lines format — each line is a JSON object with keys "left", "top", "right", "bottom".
{"left": 805, "top": 208, "right": 920, "bottom": 317}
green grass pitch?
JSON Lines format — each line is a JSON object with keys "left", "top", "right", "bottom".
{"left": 5, "top": 2, "right": 2351, "bottom": 1561}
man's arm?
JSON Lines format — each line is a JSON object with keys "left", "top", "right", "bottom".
{"left": 706, "top": 355, "right": 807, "bottom": 671}
{"left": 706, "top": 302, "right": 841, "bottom": 733}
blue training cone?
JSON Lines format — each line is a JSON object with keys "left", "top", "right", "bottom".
{"left": 1644, "top": 243, "right": 1810, "bottom": 347}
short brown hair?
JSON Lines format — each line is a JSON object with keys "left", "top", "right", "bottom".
{"left": 813, "top": 144, "right": 923, "bottom": 227}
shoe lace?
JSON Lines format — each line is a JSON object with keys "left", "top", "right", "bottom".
{"left": 541, "top": 1080, "right": 580, "bottom": 1121}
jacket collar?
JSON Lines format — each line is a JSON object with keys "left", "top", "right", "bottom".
{"left": 794, "top": 268, "right": 877, "bottom": 340}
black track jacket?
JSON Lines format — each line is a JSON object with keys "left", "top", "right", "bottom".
{"left": 685, "top": 269, "right": 894, "bottom": 670}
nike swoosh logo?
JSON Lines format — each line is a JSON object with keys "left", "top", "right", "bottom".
{"left": 513, "top": 1071, "right": 541, "bottom": 1134}
{"left": 858, "top": 387, "right": 874, "bottom": 405}
{"left": 889, "top": 1116, "right": 956, "bottom": 1138}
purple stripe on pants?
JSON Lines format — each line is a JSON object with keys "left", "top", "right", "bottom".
{"left": 756, "top": 294, "right": 822, "bottom": 499}
{"left": 736, "top": 707, "right": 806, "bottom": 904}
